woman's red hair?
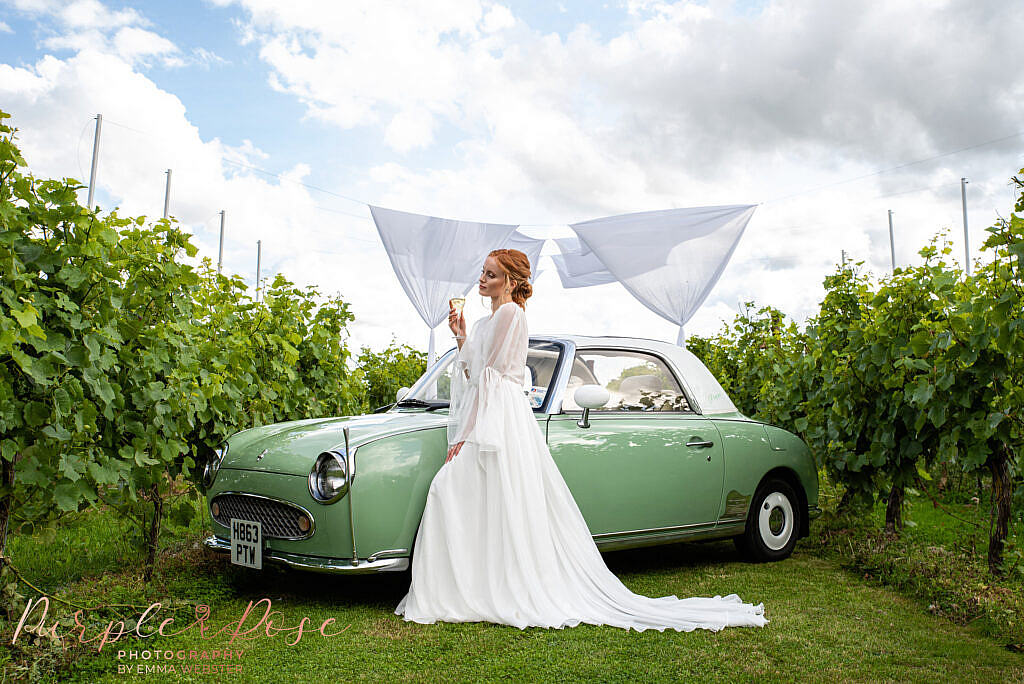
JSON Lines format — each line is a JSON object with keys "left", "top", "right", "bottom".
{"left": 488, "top": 248, "right": 533, "bottom": 309}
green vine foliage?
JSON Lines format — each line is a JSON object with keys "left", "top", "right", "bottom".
{"left": 688, "top": 170, "right": 1024, "bottom": 571}
{"left": 0, "top": 110, "right": 366, "bottom": 582}
{"left": 1, "top": 111, "right": 137, "bottom": 531}
{"left": 688, "top": 301, "right": 810, "bottom": 432}
{"left": 357, "top": 339, "right": 426, "bottom": 412}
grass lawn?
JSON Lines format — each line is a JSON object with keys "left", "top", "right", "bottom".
{"left": 813, "top": 480, "right": 1024, "bottom": 646}
{"left": 2, "top": 497, "right": 1023, "bottom": 683}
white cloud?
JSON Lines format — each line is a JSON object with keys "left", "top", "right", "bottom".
{"left": 216, "top": 0, "right": 1024, "bottom": 344}
{"left": 191, "top": 47, "right": 227, "bottom": 68}
{"left": 112, "top": 27, "right": 177, "bottom": 63}
{"left": 481, "top": 4, "right": 515, "bottom": 33}
{"left": 222, "top": 138, "right": 269, "bottom": 165}
{"left": 7, "top": 0, "right": 185, "bottom": 67}
{"left": 4, "top": 0, "right": 1024, "bottom": 355}
{"left": 6, "top": 0, "right": 60, "bottom": 12}
{"left": 0, "top": 20, "right": 12, "bottom": 32}
{"left": 223, "top": 0, "right": 1024, "bottom": 200}
{"left": 59, "top": 0, "right": 146, "bottom": 29}
{"left": 0, "top": 40, "right": 413, "bottom": 354}
{"left": 40, "top": 27, "right": 106, "bottom": 53}
{"left": 384, "top": 109, "right": 436, "bottom": 153}
{"left": 0, "top": 58, "right": 56, "bottom": 100}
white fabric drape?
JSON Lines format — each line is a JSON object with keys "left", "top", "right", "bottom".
{"left": 570, "top": 205, "right": 756, "bottom": 346}
{"left": 501, "top": 230, "right": 547, "bottom": 285}
{"left": 368, "top": 202, "right": 755, "bottom": 354}
{"left": 369, "top": 205, "right": 520, "bottom": 377}
{"left": 550, "top": 236, "right": 616, "bottom": 288}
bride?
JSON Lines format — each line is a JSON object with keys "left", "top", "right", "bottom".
{"left": 394, "top": 248, "right": 768, "bottom": 632}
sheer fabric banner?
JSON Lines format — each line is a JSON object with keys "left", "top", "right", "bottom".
{"left": 570, "top": 205, "right": 757, "bottom": 346}
{"left": 369, "top": 205, "right": 520, "bottom": 374}
{"left": 502, "top": 230, "right": 547, "bottom": 286}
{"left": 550, "top": 236, "right": 617, "bottom": 288}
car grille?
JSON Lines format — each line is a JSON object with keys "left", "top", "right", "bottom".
{"left": 211, "top": 494, "right": 312, "bottom": 540}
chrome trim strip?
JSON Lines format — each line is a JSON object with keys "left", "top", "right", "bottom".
{"left": 366, "top": 548, "right": 409, "bottom": 562}
{"left": 209, "top": 491, "right": 316, "bottom": 540}
{"left": 350, "top": 417, "right": 552, "bottom": 454}
{"left": 549, "top": 414, "right": 713, "bottom": 421}
{"left": 541, "top": 337, "right": 576, "bottom": 415}
{"left": 202, "top": 536, "right": 408, "bottom": 574}
{"left": 344, "top": 425, "right": 358, "bottom": 566}
{"left": 593, "top": 520, "right": 718, "bottom": 539}
{"left": 387, "top": 336, "right": 574, "bottom": 417}
{"left": 592, "top": 521, "right": 747, "bottom": 551}
{"left": 343, "top": 424, "right": 445, "bottom": 451}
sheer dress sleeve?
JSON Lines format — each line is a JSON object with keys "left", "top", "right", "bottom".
{"left": 446, "top": 302, "right": 528, "bottom": 450}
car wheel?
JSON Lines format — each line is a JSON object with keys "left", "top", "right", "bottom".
{"left": 739, "top": 477, "right": 801, "bottom": 562}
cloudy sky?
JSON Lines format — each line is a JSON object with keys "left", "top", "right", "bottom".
{"left": 2, "top": 0, "right": 1023, "bottom": 357}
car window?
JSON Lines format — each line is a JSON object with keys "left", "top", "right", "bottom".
{"left": 561, "top": 349, "right": 691, "bottom": 412}
{"left": 401, "top": 340, "right": 562, "bottom": 410}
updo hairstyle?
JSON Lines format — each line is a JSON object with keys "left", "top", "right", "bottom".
{"left": 488, "top": 248, "right": 533, "bottom": 309}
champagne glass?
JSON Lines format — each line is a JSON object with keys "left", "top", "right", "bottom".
{"left": 449, "top": 297, "right": 465, "bottom": 317}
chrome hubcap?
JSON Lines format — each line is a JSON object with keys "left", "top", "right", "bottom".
{"left": 759, "top": 492, "right": 794, "bottom": 551}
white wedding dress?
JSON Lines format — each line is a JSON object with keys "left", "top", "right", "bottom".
{"left": 394, "top": 301, "right": 768, "bottom": 632}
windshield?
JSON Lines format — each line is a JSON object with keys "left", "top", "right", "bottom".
{"left": 390, "top": 340, "right": 565, "bottom": 412}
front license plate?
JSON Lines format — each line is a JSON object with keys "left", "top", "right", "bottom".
{"left": 230, "top": 518, "right": 263, "bottom": 569}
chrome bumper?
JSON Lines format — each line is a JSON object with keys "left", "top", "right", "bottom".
{"left": 808, "top": 505, "right": 823, "bottom": 519}
{"left": 202, "top": 535, "right": 409, "bottom": 574}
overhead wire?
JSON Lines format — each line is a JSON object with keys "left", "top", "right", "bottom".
{"left": 219, "top": 157, "right": 368, "bottom": 207}
{"left": 871, "top": 181, "right": 963, "bottom": 200}
{"left": 761, "top": 130, "right": 1024, "bottom": 205}
{"left": 93, "top": 114, "right": 1024, "bottom": 226}
{"left": 75, "top": 113, "right": 1024, "bottom": 264}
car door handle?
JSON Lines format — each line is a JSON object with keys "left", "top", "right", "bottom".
{"left": 687, "top": 439, "right": 715, "bottom": 461}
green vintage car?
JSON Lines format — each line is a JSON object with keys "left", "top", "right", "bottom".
{"left": 201, "top": 334, "right": 821, "bottom": 574}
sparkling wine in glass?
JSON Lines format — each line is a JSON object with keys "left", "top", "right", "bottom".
{"left": 450, "top": 297, "right": 465, "bottom": 317}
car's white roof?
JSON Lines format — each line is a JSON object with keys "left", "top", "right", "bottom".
{"left": 538, "top": 333, "right": 740, "bottom": 415}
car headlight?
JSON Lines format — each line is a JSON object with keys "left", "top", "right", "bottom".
{"left": 202, "top": 441, "right": 228, "bottom": 489}
{"left": 308, "top": 450, "right": 349, "bottom": 504}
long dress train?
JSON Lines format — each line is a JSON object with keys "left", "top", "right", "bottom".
{"left": 394, "top": 301, "right": 768, "bottom": 632}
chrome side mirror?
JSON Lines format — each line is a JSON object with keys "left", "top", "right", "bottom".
{"left": 574, "top": 384, "right": 609, "bottom": 428}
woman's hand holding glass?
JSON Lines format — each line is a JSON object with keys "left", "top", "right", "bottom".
{"left": 447, "top": 297, "right": 468, "bottom": 460}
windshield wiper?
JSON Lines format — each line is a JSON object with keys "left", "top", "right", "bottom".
{"left": 393, "top": 398, "right": 450, "bottom": 411}
{"left": 395, "top": 398, "right": 431, "bottom": 407}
